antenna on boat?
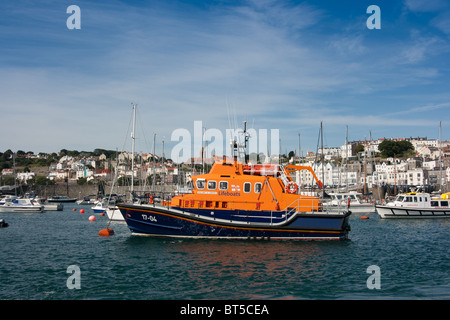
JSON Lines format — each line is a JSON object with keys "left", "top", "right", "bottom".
{"left": 243, "top": 120, "right": 249, "bottom": 164}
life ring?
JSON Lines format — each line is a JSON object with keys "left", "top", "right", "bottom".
{"left": 286, "top": 181, "right": 298, "bottom": 194}
{"left": 148, "top": 195, "right": 154, "bottom": 204}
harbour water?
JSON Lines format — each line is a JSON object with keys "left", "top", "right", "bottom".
{"left": 0, "top": 204, "right": 448, "bottom": 301}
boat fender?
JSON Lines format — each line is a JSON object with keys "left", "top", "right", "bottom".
{"left": 360, "top": 216, "right": 369, "bottom": 220}
{"left": 149, "top": 195, "right": 154, "bottom": 204}
{"left": 286, "top": 181, "right": 298, "bottom": 194}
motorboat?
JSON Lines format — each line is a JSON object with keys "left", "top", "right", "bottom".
{"left": 47, "top": 196, "right": 77, "bottom": 203}
{"left": 324, "top": 191, "right": 375, "bottom": 213}
{"left": 0, "top": 198, "right": 44, "bottom": 213}
{"left": 376, "top": 192, "right": 450, "bottom": 218}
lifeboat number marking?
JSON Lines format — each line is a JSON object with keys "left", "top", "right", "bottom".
{"left": 142, "top": 214, "right": 157, "bottom": 222}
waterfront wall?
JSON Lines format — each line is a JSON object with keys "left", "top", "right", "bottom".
{"left": 31, "top": 184, "right": 177, "bottom": 199}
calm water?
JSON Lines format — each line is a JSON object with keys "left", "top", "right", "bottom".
{"left": 0, "top": 204, "right": 448, "bottom": 300}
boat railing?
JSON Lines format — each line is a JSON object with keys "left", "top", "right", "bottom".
{"left": 283, "top": 198, "right": 348, "bottom": 216}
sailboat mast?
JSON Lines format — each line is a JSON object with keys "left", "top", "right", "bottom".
{"left": 152, "top": 133, "right": 156, "bottom": 194}
{"left": 346, "top": 125, "right": 348, "bottom": 193}
{"left": 131, "top": 103, "right": 136, "bottom": 196}
{"left": 439, "top": 121, "right": 442, "bottom": 189}
{"left": 321, "top": 121, "right": 324, "bottom": 197}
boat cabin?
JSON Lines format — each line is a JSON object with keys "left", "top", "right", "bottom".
{"left": 170, "top": 157, "right": 324, "bottom": 213}
{"left": 391, "top": 192, "right": 450, "bottom": 208}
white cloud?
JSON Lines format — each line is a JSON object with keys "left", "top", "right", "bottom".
{"left": 405, "top": 0, "right": 447, "bottom": 12}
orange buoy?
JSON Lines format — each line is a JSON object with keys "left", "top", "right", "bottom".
{"left": 98, "top": 228, "right": 114, "bottom": 236}
{"left": 89, "top": 215, "right": 96, "bottom": 221}
{"left": 80, "top": 209, "right": 85, "bottom": 214}
{"left": 360, "top": 216, "right": 369, "bottom": 219}
{"left": 72, "top": 208, "right": 76, "bottom": 211}
{"left": 100, "top": 212, "right": 105, "bottom": 216}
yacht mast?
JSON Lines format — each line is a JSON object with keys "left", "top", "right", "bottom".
{"left": 439, "top": 121, "right": 442, "bottom": 190}
{"left": 131, "top": 103, "right": 136, "bottom": 198}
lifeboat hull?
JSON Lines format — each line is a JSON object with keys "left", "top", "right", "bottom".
{"left": 117, "top": 204, "right": 351, "bottom": 240}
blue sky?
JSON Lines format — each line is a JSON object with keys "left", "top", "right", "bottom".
{"left": 1, "top": 0, "right": 449, "bottom": 159}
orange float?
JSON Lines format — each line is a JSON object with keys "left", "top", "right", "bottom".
{"left": 98, "top": 228, "right": 115, "bottom": 236}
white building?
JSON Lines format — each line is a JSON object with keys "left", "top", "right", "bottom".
{"left": 406, "top": 168, "right": 425, "bottom": 186}
{"left": 16, "top": 172, "right": 35, "bottom": 183}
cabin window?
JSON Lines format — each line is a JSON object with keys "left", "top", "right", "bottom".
{"left": 196, "top": 179, "right": 205, "bottom": 189}
{"left": 431, "top": 201, "right": 439, "bottom": 207}
{"left": 206, "top": 201, "right": 213, "bottom": 208}
{"left": 244, "top": 182, "right": 251, "bottom": 193}
{"left": 441, "top": 201, "right": 448, "bottom": 207}
{"left": 219, "top": 181, "right": 228, "bottom": 190}
{"left": 255, "top": 182, "right": 262, "bottom": 193}
{"left": 405, "top": 196, "right": 412, "bottom": 202}
{"left": 414, "top": 197, "right": 417, "bottom": 202}
{"left": 207, "top": 180, "right": 217, "bottom": 190}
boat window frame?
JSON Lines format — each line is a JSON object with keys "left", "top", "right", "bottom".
{"left": 441, "top": 201, "right": 448, "bottom": 207}
{"left": 196, "top": 179, "right": 206, "bottom": 190}
{"left": 244, "top": 182, "right": 251, "bottom": 193}
{"left": 207, "top": 180, "right": 217, "bottom": 190}
{"left": 254, "top": 182, "right": 262, "bottom": 194}
{"left": 219, "top": 181, "right": 228, "bottom": 190}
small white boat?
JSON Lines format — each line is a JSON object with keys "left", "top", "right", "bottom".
{"left": 106, "top": 206, "right": 124, "bottom": 221}
{"left": 376, "top": 192, "right": 450, "bottom": 218}
{"left": 42, "top": 200, "right": 63, "bottom": 211}
{"left": 91, "top": 200, "right": 108, "bottom": 214}
{"left": 324, "top": 191, "right": 375, "bottom": 213}
{"left": 0, "top": 195, "right": 18, "bottom": 205}
{"left": 0, "top": 198, "right": 44, "bottom": 213}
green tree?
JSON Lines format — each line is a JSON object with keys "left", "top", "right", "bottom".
{"left": 355, "top": 144, "right": 365, "bottom": 153}
{"left": 35, "top": 176, "right": 54, "bottom": 185}
{"left": 378, "top": 140, "right": 414, "bottom": 158}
